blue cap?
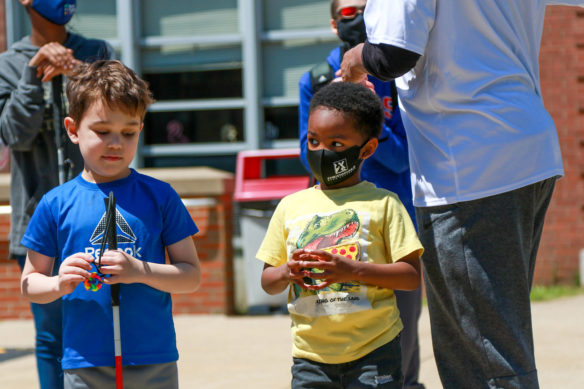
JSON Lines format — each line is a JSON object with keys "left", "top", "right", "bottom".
{"left": 32, "top": 0, "right": 77, "bottom": 25}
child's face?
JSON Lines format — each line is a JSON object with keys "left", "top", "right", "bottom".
{"left": 307, "top": 107, "right": 368, "bottom": 154}
{"left": 307, "top": 107, "right": 376, "bottom": 189}
{"left": 65, "top": 100, "right": 143, "bottom": 183}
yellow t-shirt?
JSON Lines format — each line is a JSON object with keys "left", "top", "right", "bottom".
{"left": 256, "top": 181, "right": 423, "bottom": 364}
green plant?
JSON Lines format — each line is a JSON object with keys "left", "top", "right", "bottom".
{"left": 529, "top": 285, "right": 584, "bottom": 302}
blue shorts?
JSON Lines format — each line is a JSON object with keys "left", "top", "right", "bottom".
{"left": 291, "top": 336, "right": 403, "bottom": 388}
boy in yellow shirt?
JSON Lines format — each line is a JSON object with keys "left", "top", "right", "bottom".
{"left": 257, "top": 81, "right": 423, "bottom": 388}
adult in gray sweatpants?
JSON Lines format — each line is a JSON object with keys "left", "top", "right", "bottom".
{"left": 0, "top": 1, "right": 114, "bottom": 387}
{"left": 415, "top": 178, "right": 556, "bottom": 387}
{"left": 339, "top": 0, "right": 581, "bottom": 387}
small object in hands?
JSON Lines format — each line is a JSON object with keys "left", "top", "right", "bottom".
{"left": 84, "top": 272, "right": 103, "bottom": 292}
{"left": 302, "top": 242, "right": 360, "bottom": 290}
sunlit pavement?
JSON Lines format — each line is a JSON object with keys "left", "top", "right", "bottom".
{"left": 1, "top": 294, "right": 583, "bottom": 388}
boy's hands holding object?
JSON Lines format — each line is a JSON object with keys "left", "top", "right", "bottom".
{"left": 291, "top": 248, "right": 358, "bottom": 291}
{"left": 97, "top": 249, "right": 144, "bottom": 285}
{"left": 29, "top": 42, "right": 80, "bottom": 82}
{"left": 58, "top": 253, "right": 93, "bottom": 295}
{"left": 277, "top": 256, "right": 307, "bottom": 287}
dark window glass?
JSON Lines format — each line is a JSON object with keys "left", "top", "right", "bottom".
{"left": 143, "top": 109, "right": 244, "bottom": 145}
{"left": 143, "top": 69, "right": 242, "bottom": 100}
{"left": 264, "top": 106, "right": 298, "bottom": 140}
{"left": 264, "top": 158, "right": 307, "bottom": 176}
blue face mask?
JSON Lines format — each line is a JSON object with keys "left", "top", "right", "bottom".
{"left": 32, "top": 0, "right": 77, "bottom": 26}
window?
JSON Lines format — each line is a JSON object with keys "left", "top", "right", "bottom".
{"left": 144, "top": 69, "right": 242, "bottom": 100}
{"left": 264, "top": 106, "right": 299, "bottom": 141}
{"left": 144, "top": 109, "right": 244, "bottom": 145}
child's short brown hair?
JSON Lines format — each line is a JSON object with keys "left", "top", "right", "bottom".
{"left": 66, "top": 60, "right": 154, "bottom": 122}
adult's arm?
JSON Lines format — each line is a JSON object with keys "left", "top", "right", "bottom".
{"left": 362, "top": 42, "right": 420, "bottom": 82}
{"left": 298, "top": 71, "right": 313, "bottom": 172}
{"left": 341, "top": 0, "right": 434, "bottom": 82}
{"left": 0, "top": 63, "right": 45, "bottom": 151}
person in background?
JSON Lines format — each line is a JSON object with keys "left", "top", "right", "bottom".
{"left": 339, "top": 0, "right": 584, "bottom": 387}
{"left": 0, "top": 1, "right": 115, "bottom": 387}
{"left": 298, "top": 1, "right": 425, "bottom": 387}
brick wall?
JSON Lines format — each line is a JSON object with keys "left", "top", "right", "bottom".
{"left": 0, "top": 210, "right": 28, "bottom": 319}
{"left": 0, "top": 168, "right": 235, "bottom": 320}
{"left": 536, "top": 6, "right": 584, "bottom": 285}
{"left": 172, "top": 193, "right": 234, "bottom": 315}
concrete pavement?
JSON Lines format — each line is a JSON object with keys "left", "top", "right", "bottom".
{"left": 1, "top": 294, "right": 583, "bottom": 388}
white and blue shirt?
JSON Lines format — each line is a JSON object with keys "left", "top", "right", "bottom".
{"left": 364, "top": 0, "right": 583, "bottom": 206}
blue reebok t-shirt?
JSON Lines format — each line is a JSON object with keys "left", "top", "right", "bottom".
{"left": 21, "top": 170, "right": 198, "bottom": 369}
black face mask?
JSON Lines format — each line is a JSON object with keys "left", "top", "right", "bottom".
{"left": 337, "top": 13, "right": 367, "bottom": 49}
{"left": 307, "top": 139, "right": 369, "bottom": 187}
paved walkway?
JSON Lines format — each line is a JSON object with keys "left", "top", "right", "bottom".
{"left": 1, "top": 294, "right": 583, "bottom": 388}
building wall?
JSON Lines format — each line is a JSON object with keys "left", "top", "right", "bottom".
{"left": 537, "top": 6, "right": 584, "bottom": 285}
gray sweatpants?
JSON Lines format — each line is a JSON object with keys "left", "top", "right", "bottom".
{"left": 64, "top": 361, "right": 178, "bottom": 389}
{"left": 395, "top": 288, "right": 424, "bottom": 389}
{"left": 415, "top": 178, "right": 556, "bottom": 389}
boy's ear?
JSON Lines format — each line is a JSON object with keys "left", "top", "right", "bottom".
{"left": 64, "top": 117, "right": 79, "bottom": 144}
{"left": 360, "top": 138, "right": 378, "bottom": 160}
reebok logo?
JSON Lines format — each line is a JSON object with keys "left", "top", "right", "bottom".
{"left": 90, "top": 208, "right": 136, "bottom": 245}
{"left": 85, "top": 208, "right": 143, "bottom": 259}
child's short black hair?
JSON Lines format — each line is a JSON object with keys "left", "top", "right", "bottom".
{"left": 309, "top": 81, "right": 383, "bottom": 139}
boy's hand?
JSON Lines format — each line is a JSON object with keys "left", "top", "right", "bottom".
{"left": 58, "top": 253, "right": 93, "bottom": 295}
{"left": 282, "top": 253, "right": 309, "bottom": 288}
{"left": 291, "top": 249, "right": 358, "bottom": 291}
{"left": 99, "top": 249, "right": 143, "bottom": 284}
{"left": 29, "top": 42, "right": 80, "bottom": 82}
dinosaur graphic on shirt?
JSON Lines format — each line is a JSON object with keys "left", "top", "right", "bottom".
{"left": 293, "top": 209, "right": 361, "bottom": 296}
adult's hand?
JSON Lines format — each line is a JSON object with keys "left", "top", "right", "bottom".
{"left": 332, "top": 73, "right": 376, "bottom": 93}
{"left": 29, "top": 42, "right": 79, "bottom": 82}
{"left": 340, "top": 43, "right": 369, "bottom": 83}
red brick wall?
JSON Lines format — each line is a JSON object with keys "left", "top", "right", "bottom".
{"left": 537, "top": 6, "right": 584, "bottom": 285}
{"left": 0, "top": 193, "right": 234, "bottom": 320}
{"left": 172, "top": 193, "right": 234, "bottom": 315}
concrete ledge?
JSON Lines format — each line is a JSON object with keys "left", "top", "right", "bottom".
{"left": 0, "top": 167, "right": 234, "bottom": 202}
{"left": 138, "top": 167, "right": 234, "bottom": 197}
{"left": 0, "top": 174, "right": 9, "bottom": 202}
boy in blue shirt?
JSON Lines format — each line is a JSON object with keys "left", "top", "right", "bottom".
{"left": 20, "top": 60, "right": 202, "bottom": 389}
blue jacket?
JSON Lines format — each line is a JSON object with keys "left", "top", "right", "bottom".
{"left": 298, "top": 45, "right": 415, "bottom": 222}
